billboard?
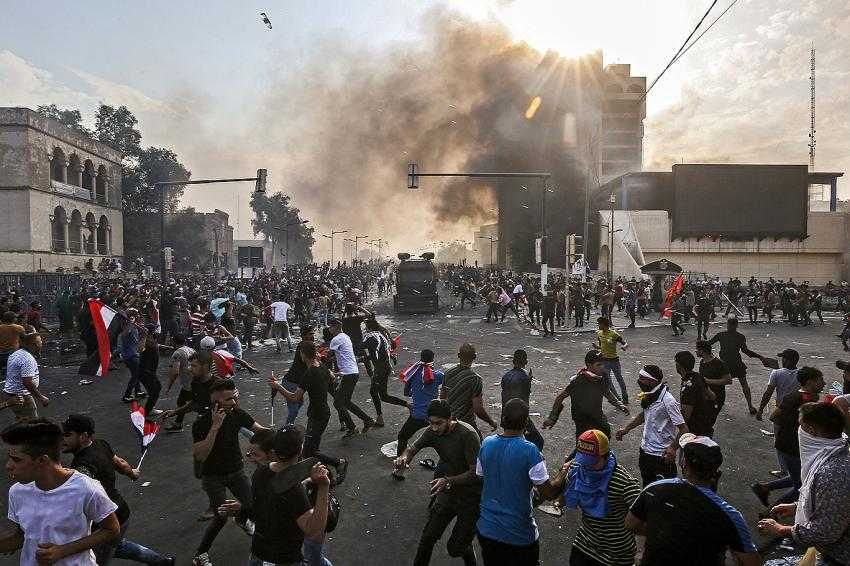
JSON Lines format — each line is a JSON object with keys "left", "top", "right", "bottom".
{"left": 671, "top": 164, "right": 808, "bottom": 240}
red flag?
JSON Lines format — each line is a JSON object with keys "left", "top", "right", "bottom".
{"left": 80, "top": 299, "right": 122, "bottom": 377}
{"left": 662, "top": 275, "right": 685, "bottom": 318}
{"left": 390, "top": 335, "right": 401, "bottom": 354}
{"left": 129, "top": 401, "right": 160, "bottom": 448}
{"left": 400, "top": 361, "right": 435, "bottom": 384}
{"left": 211, "top": 349, "right": 235, "bottom": 377}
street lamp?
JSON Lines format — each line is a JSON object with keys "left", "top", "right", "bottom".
{"left": 322, "top": 229, "right": 347, "bottom": 265}
{"left": 353, "top": 234, "right": 369, "bottom": 263}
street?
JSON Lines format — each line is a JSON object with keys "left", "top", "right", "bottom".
{"left": 1, "top": 291, "right": 843, "bottom": 565}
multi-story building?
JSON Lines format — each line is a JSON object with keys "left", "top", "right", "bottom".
{"left": 0, "top": 107, "right": 123, "bottom": 271}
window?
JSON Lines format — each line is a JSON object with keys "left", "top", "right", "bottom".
{"left": 238, "top": 246, "right": 264, "bottom": 267}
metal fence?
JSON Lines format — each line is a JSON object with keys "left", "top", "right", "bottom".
{"left": 0, "top": 272, "right": 84, "bottom": 321}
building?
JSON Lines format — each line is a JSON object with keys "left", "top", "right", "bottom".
{"left": 0, "top": 107, "right": 123, "bottom": 271}
{"left": 233, "top": 238, "right": 273, "bottom": 276}
{"left": 163, "top": 209, "right": 233, "bottom": 271}
{"left": 473, "top": 223, "right": 499, "bottom": 267}
{"left": 592, "top": 164, "right": 846, "bottom": 285}
{"left": 494, "top": 51, "right": 646, "bottom": 271}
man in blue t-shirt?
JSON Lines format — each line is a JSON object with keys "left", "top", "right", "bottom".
{"left": 395, "top": 349, "right": 444, "bottom": 460}
{"left": 475, "top": 399, "right": 563, "bottom": 565}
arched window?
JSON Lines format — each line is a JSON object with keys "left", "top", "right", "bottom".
{"left": 50, "top": 147, "right": 66, "bottom": 183}
{"left": 51, "top": 206, "right": 68, "bottom": 252}
{"left": 82, "top": 160, "right": 95, "bottom": 195}
{"left": 69, "top": 210, "right": 83, "bottom": 253}
{"left": 97, "top": 215, "right": 110, "bottom": 255}
{"left": 96, "top": 165, "right": 108, "bottom": 204}
{"left": 67, "top": 154, "right": 82, "bottom": 187}
{"left": 85, "top": 212, "right": 97, "bottom": 254}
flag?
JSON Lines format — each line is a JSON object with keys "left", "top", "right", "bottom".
{"left": 400, "top": 361, "right": 435, "bottom": 384}
{"left": 390, "top": 335, "right": 401, "bottom": 354}
{"left": 211, "top": 348, "right": 235, "bottom": 377}
{"left": 78, "top": 299, "right": 123, "bottom": 377}
{"left": 129, "top": 401, "right": 160, "bottom": 449}
{"left": 661, "top": 275, "right": 685, "bottom": 318}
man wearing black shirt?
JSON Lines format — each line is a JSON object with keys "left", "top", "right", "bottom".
{"left": 675, "top": 351, "right": 716, "bottom": 437}
{"left": 363, "top": 318, "right": 408, "bottom": 427}
{"left": 219, "top": 427, "right": 331, "bottom": 566}
{"left": 61, "top": 414, "right": 174, "bottom": 565}
{"left": 708, "top": 317, "right": 765, "bottom": 415}
{"left": 543, "top": 350, "right": 629, "bottom": 439}
{"left": 280, "top": 325, "right": 316, "bottom": 425}
{"left": 269, "top": 341, "right": 348, "bottom": 482}
{"left": 191, "top": 379, "right": 268, "bottom": 566}
{"left": 696, "top": 340, "right": 732, "bottom": 431}
{"left": 626, "top": 434, "right": 761, "bottom": 566}
{"left": 160, "top": 353, "right": 215, "bottom": 427}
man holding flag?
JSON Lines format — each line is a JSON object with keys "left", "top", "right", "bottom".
{"left": 61, "top": 414, "right": 174, "bottom": 565}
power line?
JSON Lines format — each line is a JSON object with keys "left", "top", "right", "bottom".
{"left": 672, "top": 0, "right": 740, "bottom": 66}
{"left": 642, "top": 0, "right": 719, "bottom": 100}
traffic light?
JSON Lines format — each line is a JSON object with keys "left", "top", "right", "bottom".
{"left": 163, "top": 247, "right": 173, "bottom": 270}
{"left": 255, "top": 168, "right": 267, "bottom": 193}
{"left": 407, "top": 163, "right": 419, "bottom": 189}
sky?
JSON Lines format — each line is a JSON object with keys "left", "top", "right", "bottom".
{"left": 3, "top": 0, "right": 849, "bottom": 259}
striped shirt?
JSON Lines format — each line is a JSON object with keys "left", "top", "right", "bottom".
{"left": 441, "top": 365, "right": 483, "bottom": 428}
{"left": 572, "top": 463, "right": 641, "bottom": 566}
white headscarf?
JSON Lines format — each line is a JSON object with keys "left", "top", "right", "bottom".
{"left": 795, "top": 427, "right": 849, "bottom": 525}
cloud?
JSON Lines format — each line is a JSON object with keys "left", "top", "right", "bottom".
{"left": 0, "top": 50, "right": 97, "bottom": 115}
{"left": 644, "top": 0, "right": 850, "bottom": 195}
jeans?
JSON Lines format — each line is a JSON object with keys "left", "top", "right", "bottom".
{"left": 198, "top": 469, "right": 253, "bottom": 555}
{"left": 283, "top": 379, "right": 303, "bottom": 425}
{"left": 303, "top": 538, "right": 333, "bottom": 566}
{"left": 369, "top": 360, "right": 408, "bottom": 417}
{"left": 602, "top": 359, "right": 627, "bottom": 403}
{"left": 765, "top": 450, "right": 802, "bottom": 505}
{"left": 123, "top": 355, "right": 143, "bottom": 398}
{"left": 413, "top": 495, "right": 479, "bottom": 566}
{"left": 333, "top": 373, "right": 372, "bottom": 431}
{"left": 95, "top": 521, "right": 171, "bottom": 565}
{"left": 397, "top": 416, "right": 428, "bottom": 456}
{"left": 478, "top": 532, "right": 539, "bottom": 566}
{"left": 542, "top": 313, "right": 555, "bottom": 335}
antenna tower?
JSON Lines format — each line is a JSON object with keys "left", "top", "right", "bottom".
{"left": 808, "top": 45, "right": 816, "bottom": 169}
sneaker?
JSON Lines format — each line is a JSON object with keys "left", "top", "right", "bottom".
{"left": 135, "top": 391, "right": 148, "bottom": 399}
{"left": 341, "top": 428, "right": 358, "bottom": 439}
{"left": 192, "top": 553, "right": 213, "bottom": 566}
{"left": 197, "top": 508, "right": 215, "bottom": 522}
{"left": 121, "top": 395, "right": 135, "bottom": 403}
{"left": 237, "top": 519, "right": 255, "bottom": 536}
{"left": 164, "top": 423, "right": 183, "bottom": 433}
{"left": 361, "top": 419, "right": 375, "bottom": 434}
{"left": 750, "top": 482, "right": 770, "bottom": 507}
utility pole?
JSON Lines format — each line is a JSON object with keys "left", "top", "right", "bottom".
{"left": 478, "top": 235, "right": 499, "bottom": 269}
{"left": 322, "top": 229, "right": 347, "bottom": 266}
{"left": 609, "top": 192, "right": 616, "bottom": 283}
{"left": 274, "top": 220, "right": 309, "bottom": 268}
{"left": 809, "top": 44, "right": 816, "bottom": 169}
{"left": 343, "top": 238, "right": 354, "bottom": 263}
{"left": 354, "top": 234, "right": 369, "bottom": 264}
{"left": 371, "top": 238, "right": 386, "bottom": 261}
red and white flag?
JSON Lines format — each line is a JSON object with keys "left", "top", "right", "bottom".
{"left": 211, "top": 348, "right": 236, "bottom": 377}
{"left": 129, "top": 401, "right": 160, "bottom": 449}
{"left": 79, "top": 299, "right": 123, "bottom": 377}
{"left": 400, "top": 361, "right": 435, "bottom": 384}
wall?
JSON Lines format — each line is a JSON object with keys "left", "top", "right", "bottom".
{"left": 0, "top": 190, "right": 32, "bottom": 250}
{"left": 609, "top": 210, "right": 849, "bottom": 284}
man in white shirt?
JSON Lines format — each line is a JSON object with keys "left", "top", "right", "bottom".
{"left": 615, "top": 365, "right": 688, "bottom": 486}
{"left": 268, "top": 297, "right": 293, "bottom": 354}
{"left": 0, "top": 418, "right": 120, "bottom": 564}
{"left": 328, "top": 318, "right": 374, "bottom": 438}
{"left": 3, "top": 329, "right": 49, "bottom": 421}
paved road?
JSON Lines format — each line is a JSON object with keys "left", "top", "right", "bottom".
{"left": 1, "top": 292, "right": 843, "bottom": 565}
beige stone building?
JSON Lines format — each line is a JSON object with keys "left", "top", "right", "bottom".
{"left": 0, "top": 107, "right": 123, "bottom": 272}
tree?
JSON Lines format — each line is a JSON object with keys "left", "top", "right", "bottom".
{"left": 250, "top": 192, "right": 315, "bottom": 264}
{"left": 35, "top": 104, "right": 91, "bottom": 135}
{"left": 94, "top": 104, "right": 142, "bottom": 158}
{"left": 122, "top": 147, "right": 189, "bottom": 214}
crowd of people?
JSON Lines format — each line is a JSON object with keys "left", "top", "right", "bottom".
{"left": 0, "top": 263, "right": 849, "bottom": 566}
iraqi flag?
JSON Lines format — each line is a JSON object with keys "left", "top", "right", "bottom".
{"left": 390, "top": 335, "right": 401, "bottom": 355}
{"left": 661, "top": 275, "right": 685, "bottom": 318}
{"left": 79, "top": 299, "right": 123, "bottom": 377}
{"left": 211, "top": 348, "right": 236, "bottom": 377}
{"left": 130, "top": 401, "right": 160, "bottom": 449}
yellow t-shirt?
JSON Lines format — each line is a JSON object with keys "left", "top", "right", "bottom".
{"left": 597, "top": 328, "right": 621, "bottom": 359}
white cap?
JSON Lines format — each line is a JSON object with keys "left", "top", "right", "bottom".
{"left": 199, "top": 336, "right": 216, "bottom": 350}
{"left": 678, "top": 432, "right": 719, "bottom": 449}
